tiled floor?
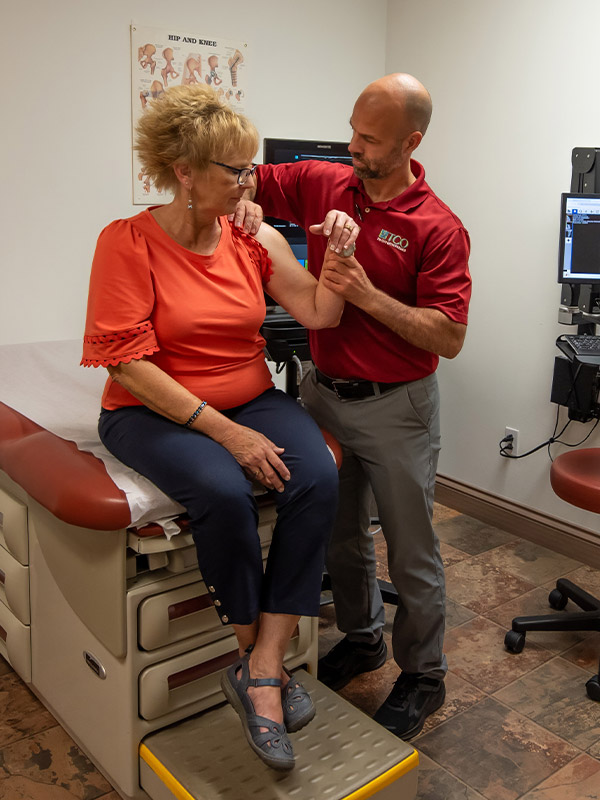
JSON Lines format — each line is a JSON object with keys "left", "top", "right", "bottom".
{"left": 320, "top": 504, "right": 600, "bottom": 800}
{"left": 0, "top": 657, "right": 118, "bottom": 798}
{"left": 0, "top": 504, "right": 598, "bottom": 799}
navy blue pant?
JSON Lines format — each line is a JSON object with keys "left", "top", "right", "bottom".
{"left": 99, "top": 388, "right": 339, "bottom": 625}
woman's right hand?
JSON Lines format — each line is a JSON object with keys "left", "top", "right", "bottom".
{"left": 218, "top": 424, "right": 290, "bottom": 492}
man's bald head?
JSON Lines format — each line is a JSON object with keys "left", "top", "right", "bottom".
{"left": 357, "top": 73, "right": 432, "bottom": 137}
{"left": 348, "top": 73, "right": 431, "bottom": 188}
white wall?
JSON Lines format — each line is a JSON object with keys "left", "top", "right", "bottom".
{"left": 1, "top": 0, "right": 386, "bottom": 345}
{"left": 386, "top": 0, "right": 600, "bottom": 531}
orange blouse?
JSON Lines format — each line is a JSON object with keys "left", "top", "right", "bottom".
{"left": 82, "top": 209, "right": 274, "bottom": 411}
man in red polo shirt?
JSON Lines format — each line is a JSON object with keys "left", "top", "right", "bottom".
{"left": 236, "top": 73, "right": 471, "bottom": 740}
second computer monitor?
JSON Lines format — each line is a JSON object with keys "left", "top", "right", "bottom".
{"left": 558, "top": 193, "right": 600, "bottom": 285}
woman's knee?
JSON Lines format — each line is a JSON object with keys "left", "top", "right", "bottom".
{"left": 292, "top": 448, "right": 339, "bottom": 507}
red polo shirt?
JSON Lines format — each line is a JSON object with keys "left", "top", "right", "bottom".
{"left": 255, "top": 159, "right": 471, "bottom": 382}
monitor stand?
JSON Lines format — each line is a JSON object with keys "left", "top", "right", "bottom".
{"left": 559, "top": 148, "right": 600, "bottom": 334}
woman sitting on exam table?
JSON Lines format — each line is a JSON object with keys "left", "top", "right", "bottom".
{"left": 81, "top": 85, "right": 352, "bottom": 771}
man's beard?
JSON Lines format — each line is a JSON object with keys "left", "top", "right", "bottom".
{"left": 352, "top": 159, "right": 381, "bottom": 180}
{"left": 351, "top": 152, "right": 401, "bottom": 181}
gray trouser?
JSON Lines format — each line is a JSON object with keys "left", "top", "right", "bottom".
{"left": 301, "top": 368, "right": 447, "bottom": 680}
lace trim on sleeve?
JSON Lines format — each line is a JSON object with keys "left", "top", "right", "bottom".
{"left": 81, "top": 321, "right": 159, "bottom": 368}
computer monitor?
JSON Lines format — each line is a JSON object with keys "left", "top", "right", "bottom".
{"left": 558, "top": 193, "right": 600, "bottom": 285}
{"left": 262, "top": 137, "right": 352, "bottom": 266}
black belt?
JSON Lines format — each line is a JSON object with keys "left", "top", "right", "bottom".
{"left": 315, "top": 368, "right": 407, "bottom": 400}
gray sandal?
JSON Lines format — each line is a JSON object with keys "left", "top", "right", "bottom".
{"left": 282, "top": 668, "right": 315, "bottom": 732}
{"left": 221, "top": 654, "right": 295, "bottom": 771}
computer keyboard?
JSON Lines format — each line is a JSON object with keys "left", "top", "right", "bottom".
{"left": 563, "top": 335, "right": 600, "bottom": 355}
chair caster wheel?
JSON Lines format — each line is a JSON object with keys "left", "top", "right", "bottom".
{"left": 504, "top": 630, "right": 525, "bottom": 653}
{"left": 548, "top": 588, "right": 568, "bottom": 610}
{"left": 586, "top": 675, "right": 600, "bottom": 701}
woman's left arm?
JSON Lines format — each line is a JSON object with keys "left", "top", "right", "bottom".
{"left": 256, "top": 224, "right": 345, "bottom": 329}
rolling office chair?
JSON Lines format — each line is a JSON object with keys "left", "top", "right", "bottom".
{"left": 504, "top": 448, "right": 600, "bottom": 700}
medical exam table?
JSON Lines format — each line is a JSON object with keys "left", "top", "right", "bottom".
{"left": 0, "top": 340, "right": 418, "bottom": 800}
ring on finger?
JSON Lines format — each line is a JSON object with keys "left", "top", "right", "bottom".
{"left": 343, "top": 223, "right": 354, "bottom": 231}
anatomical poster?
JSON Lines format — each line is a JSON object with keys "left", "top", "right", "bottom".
{"left": 131, "top": 24, "right": 249, "bottom": 204}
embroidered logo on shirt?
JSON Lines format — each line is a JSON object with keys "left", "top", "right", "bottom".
{"left": 377, "top": 229, "right": 409, "bottom": 252}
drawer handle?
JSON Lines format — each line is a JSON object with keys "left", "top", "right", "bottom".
{"left": 0, "top": 624, "right": 7, "bottom": 642}
{"left": 168, "top": 649, "right": 238, "bottom": 691}
{"left": 83, "top": 650, "right": 107, "bottom": 679}
{"left": 0, "top": 570, "right": 5, "bottom": 586}
{"left": 168, "top": 593, "right": 213, "bottom": 621}
{"left": 0, "top": 511, "right": 3, "bottom": 530}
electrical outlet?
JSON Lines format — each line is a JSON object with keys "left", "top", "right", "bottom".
{"left": 504, "top": 427, "right": 519, "bottom": 456}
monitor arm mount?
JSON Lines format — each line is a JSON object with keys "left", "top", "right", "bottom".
{"left": 559, "top": 282, "right": 600, "bottom": 333}
{"left": 559, "top": 147, "right": 600, "bottom": 334}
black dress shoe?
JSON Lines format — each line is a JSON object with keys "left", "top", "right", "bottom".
{"left": 373, "top": 672, "right": 445, "bottom": 740}
{"left": 318, "top": 635, "right": 387, "bottom": 691}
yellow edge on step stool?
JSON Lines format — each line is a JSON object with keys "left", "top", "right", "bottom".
{"left": 140, "top": 744, "right": 195, "bottom": 800}
{"left": 344, "top": 749, "right": 419, "bottom": 800}
{"left": 139, "top": 743, "right": 418, "bottom": 800}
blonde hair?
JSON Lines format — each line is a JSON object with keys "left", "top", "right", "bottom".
{"left": 135, "top": 85, "right": 259, "bottom": 192}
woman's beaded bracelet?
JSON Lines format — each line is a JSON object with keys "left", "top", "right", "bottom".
{"left": 184, "top": 401, "right": 207, "bottom": 428}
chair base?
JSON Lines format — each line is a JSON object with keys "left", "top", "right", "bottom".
{"left": 505, "top": 578, "right": 600, "bottom": 701}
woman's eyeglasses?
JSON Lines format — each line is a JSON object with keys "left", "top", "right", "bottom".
{"left": 210, "top": 161, "right": 258, "bottom": 185}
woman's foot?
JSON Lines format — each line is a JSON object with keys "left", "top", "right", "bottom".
{"left": 246, "top": 652, "right": 285, "bottom": 724}
{"left": 281, "top": 667, "right": 316, "bottom": 732}
{"left": 244, "top": 650, "right": 315, "bottom": 733}
{"left": 221, "top": 653, "right": 294, "bottom": 771}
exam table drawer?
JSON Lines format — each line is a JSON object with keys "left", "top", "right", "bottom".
{"left": 139, "top": 633, "right": 239, "bottom": 720}
{"left": 0, "top": 601, "right": 31, "bottom": 683}
{"left": 138, "top": 545, "right": 271, "bottom": 651}
{"left": 138, "top": 619, "right": 310, "bottom": 721}
{"left": 138, "top": 579, "right": 227, "bottom": 651}
{"left": 0, "top": 487, "right": 28, "bottom": 565}
{"left": 0, "top": 545, "right": 30, "bottom": 624}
